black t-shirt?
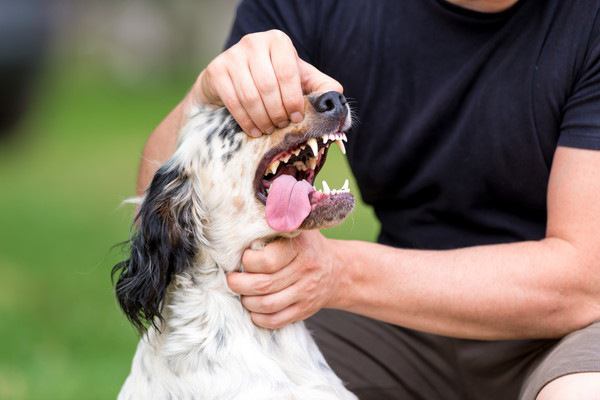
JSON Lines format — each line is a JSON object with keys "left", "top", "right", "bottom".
{"left": 225, "top": 0, "right": 600, "bottom": 250}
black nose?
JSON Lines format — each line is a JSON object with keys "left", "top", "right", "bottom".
{"left": 312, "top": 91, "right": 347, "bottom": 119}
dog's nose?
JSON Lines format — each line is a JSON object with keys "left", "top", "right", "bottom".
{"left": 312, "top": 91, "right": 348, "bottom": 120}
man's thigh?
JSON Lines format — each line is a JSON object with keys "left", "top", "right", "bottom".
{"left": 520, "top": 321, "right": 600, "bottom": 400}
{"left": 536, "top": 372, "right": 600, "bottom": 400}
{"left": 306, "top": 309, "right": 464, "bottom": 400}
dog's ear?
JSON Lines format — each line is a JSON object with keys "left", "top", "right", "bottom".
{"left": 112, "top": 163, "right": 203, "bottom": 333}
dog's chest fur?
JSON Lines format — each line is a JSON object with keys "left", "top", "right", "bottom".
{"left": 118, "top": 267, "right": 355, "bottom": 400}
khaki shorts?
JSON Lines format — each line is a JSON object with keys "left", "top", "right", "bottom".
{"left": 306, "top": 310, "right": 600, "bottom": 400}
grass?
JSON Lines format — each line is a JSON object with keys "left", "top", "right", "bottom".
{"left": 0, "top": 65, "right": 379, "bottom": 400}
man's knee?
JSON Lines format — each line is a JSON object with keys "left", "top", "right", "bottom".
{"left": 535, "top": 372, "right": 600, "bottom": 400}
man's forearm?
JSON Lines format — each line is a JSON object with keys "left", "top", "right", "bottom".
{"left": 331, "top": 237, "right": 600, "bottom": 340}
{"left": 136, "top": 98, "right": 189, "bottom": 196}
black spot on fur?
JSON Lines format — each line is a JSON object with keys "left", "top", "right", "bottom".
{"left": 221, "top": 138, "right": 243, "bottom": 164}
{"left": 112, "top": 164, "right": 199, "bottom": 333}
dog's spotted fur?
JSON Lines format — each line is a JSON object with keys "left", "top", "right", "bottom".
{"left": 113, "top": 98, "right": 357, "bottom": 399}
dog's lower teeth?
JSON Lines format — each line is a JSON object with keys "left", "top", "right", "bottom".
{"left": 318, "top": 179, "right": 351, "bottom": 195}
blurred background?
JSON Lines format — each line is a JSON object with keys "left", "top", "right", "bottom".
{"left": 0, "top": 1, "right": 379, "bottom": 399}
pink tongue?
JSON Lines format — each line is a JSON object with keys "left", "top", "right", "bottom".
{"left": 266, "top": 175, "right": 314, "bottom": 232}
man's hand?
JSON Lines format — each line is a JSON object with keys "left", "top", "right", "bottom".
{"left": 193, "top": 29, "right": 343, "bottom": 137}
{"left": 227, "top": 231, "right": 343, "bottom": 329}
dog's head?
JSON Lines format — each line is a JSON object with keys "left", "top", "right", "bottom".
{"left": 113, "top": 91, "right": 354, "bottom": 331}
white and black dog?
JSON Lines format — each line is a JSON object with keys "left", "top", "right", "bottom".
{"left": 113, "top": 91, "right": 357, "bottom": 399}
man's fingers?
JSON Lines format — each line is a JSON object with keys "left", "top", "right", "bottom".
{"left": 298, "top": 58, "right": 343, "bottom": 95}
{"left": 241, "top": 284, "right": 299, "bottom": 314}
{"left": 211, "top": 73, "right": 260, "bottom": 137}
{"left": 270, "top": 38, "right": 304, "bottom": 123}
{"left": 227, "top": 263, "right": 300, "bottom": 296}
{"left": 250, "top": 303, "right": 305, "bottom": 330}
{"left": 242, "top": 238, "right": 299, "bottom": 274}
{"left": 249, "top": 49, "right": 290, "bottom": 129}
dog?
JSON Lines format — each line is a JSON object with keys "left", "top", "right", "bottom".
{"left": 113, "top": 91, "right": 358, "bottom": 399}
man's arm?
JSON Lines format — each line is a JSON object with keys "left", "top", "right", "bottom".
{"left": 229, "top": 146, "right": 600, "bottom": 339}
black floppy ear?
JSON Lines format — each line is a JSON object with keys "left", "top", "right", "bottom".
{"left": 112, "top": 163, "right": 201, "bottom": 332}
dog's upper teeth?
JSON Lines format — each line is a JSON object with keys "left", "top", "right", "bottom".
{"left": 292, "top": 148, "right": 301, "bottom": 156}
{"left": 307, "top": 138, "right": 319, "bottom": 157}
{"left": 322, "top": 135, "right": 329, "bottom": 144}
{"left": 341, "top": 133, "right": 348, "bottom": 142}
{"left": 335, "top": 139, "right": 346, "bottom": 155}
{"left": 267, "top": 160, "right": 280, "bottom": 175}
{"left": 281, "top": 154, "right": 291, "bottom": 163}
{"left": 322, "top": 180, "right": 331, "bottom": 195}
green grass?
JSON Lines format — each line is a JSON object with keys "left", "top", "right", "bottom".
{"left": 0, "top": 65, "right": 379, "bottom": 400}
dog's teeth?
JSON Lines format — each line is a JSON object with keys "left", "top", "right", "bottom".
{"left": 342, "top": 179, "right": 349, "bottom": 192}
{"left": 268, "top": 160, "right": 280, "bottom": 175}
{"left": 281, "top": 154, "right": 291, "bottom": 163}
{"left": 335, "top": 140, "right": 346, "bottom": 155}
{"left": 322, "top": 135, "right": 329, "bottom": 144}
{"left": 292, "top": 148, "right": 301, "bottom": 156}
{"left": 322, "top": 180, "right": 331, "bottom": 195}
{"left": 307, "top": 138, "right": 319, "bottom": 157}
{"left": 307, "top": 157, "right": 317, "bottom": 170}
{"left": 342, "top": 133, "right": 348, "bottom": 142}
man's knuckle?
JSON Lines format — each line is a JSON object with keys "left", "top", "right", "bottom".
{"left": 239, "top": 33, "right": 255, "bottom": 47}
{"left": 270, "top": 110, "right": 288, "bottom": 124}
{"left": 268, "top": 29, "right": 290, "bottom": 42}
{"left": 259, "top": 297, "right": 276, "bottom": 312}
{"left": 256, "top": 80, "right": 277, "bottom": 95}
{"left": 239, "top": 91, "right": 260, "bottom": 107}
{"left": 255, "top": 277, "right": 272, "bottom": 294}
{"left": 277, "top": 66, "right": 297, "bottom": 83}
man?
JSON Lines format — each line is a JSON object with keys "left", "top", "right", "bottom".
{"left": 137, "top": 0, "right": 600, "bottom": 399}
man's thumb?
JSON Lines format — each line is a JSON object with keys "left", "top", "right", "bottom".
{"left": 298, "top": 58, "right": 343, "bottom": 94}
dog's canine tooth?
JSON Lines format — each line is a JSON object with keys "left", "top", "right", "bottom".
{"left": 342, "top": 133, "right": 348, "bottom": 142}
{"left": 322, "top": 180, "right": 331, "bottom": 195}
{"left": 342, "top": 179, "right": 349, "bottom": 191}
{"left": 268, "top": 160, "right": 280, "bottom": 175}
{"left": 322, "top": 135, "right": 329, "bottom": 144}
{"left": 335, "top": 140, "right": 346, "bottom": 155}
{"left": 307, "top": 138, "right": 319, "bottom": 157}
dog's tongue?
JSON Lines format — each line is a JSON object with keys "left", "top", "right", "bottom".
{"left": 266, "top": 175, "right": 314, "bottom": 232}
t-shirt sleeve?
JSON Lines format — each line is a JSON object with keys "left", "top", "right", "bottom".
{"left": 558, "top": 10, "right": 600, "bottom": 150}
{"left": 223, "top": 0, "right": 319, "bottom": 63}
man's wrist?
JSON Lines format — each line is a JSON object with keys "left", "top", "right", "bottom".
{"left": 327, "top": 238, "right": 358, "bottom": 311}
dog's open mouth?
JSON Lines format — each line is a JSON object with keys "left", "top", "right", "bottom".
{"left": 255, "top": 131, "right": 354, "bottom": 232}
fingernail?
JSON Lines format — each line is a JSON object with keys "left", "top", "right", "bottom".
{"left": 265, "top": 126, "right": 275, "bottom": 135}
{"left": 250, "top": 128, "right": 261, "bottom": 137}
{"left": 290, "top": 112, "right": 303, "bottom": 123}
{"left": 277, "top": 121, "right": 289, "bottom": 129}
